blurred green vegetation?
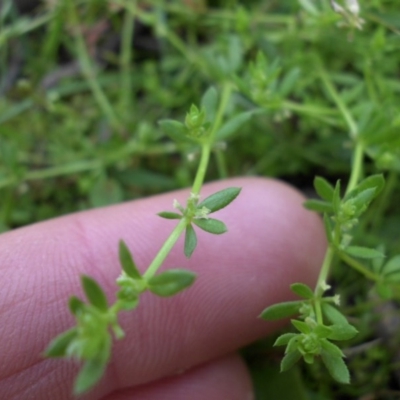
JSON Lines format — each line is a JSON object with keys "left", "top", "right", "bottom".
{"left": 1, "top": 0, "right": 400, "bottom": 397}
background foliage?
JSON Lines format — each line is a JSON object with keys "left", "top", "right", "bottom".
{"left": 1, "top": 0, "right": 400, "bottom": 398}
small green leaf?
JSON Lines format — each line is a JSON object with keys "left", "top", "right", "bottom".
{"left": 321, "top": 303, "right": 348, "bottom": 325}
{"left": 303, "top": 199, "right": 333, "bottom": 213}
{"left": 193, "top": 218, "right": 227, "bottom": 234}
{"left": 81, "top": 275, "right": 108, "bottom": 312}
{"left": 147, "top": 269, "right": 196, "bottom": 297}
{"left": 44, "top": 328, "right": 77, "bottom": 357}
{"left": 74, "top": 359, "right": 107, "bottom": 395}
{"left": 158, "top": 120, "right": 196, "bottom": 144}
{"left": 291, "top": 319, "right": 311, "bottom": 334}
{"left": 382, "top": 255, "right": 400, "bottom": 277}
{"left": 345, "top": 174, "right": 385, "bottom": 201}
{"left": 344, "top": 246, "right": 385, "bottom": 259}
{"left": 328, "top": 324, "right": 358, "bottom": 341}
{"left": 314, "top": 176, "right": 335, "bottom": 201}
{"left": 290, "top": 283, "right": 314, "bottom": 299}
{"left": 215, "top": 110, "right": 259, "bottom": 140}
{"left": 260, "top": 301, "right": 302, "bottom": 320}
{"left": 119, "top": 240, "right": 142, "bottom": 280}
{"left": 352, "top": 188, "right": 376, "bottom": 212}
{"left": 201, "top": 86, "right": 218, "bottom": 122}
{"left": 314, "top": 324, "right": 333, "bottom": 339}
{"left": 281, "top": 349, "right": 302, "bottom": 372}
{"left": 197, "top": 187, "right": 241, "bottom": 213}
{"left": 184, "top": 224, "right": 197, "bottom": 258}
{"left": 274, "top": 332, "right": 298, "bottom": 347}
{"left": 321, "top": 351, "right": 350, "bottom": 384}
{"left": 157, "top": 211, "right": 182, "bottom": 220}
{"left": 69, "top": 296, "right": 85, "bottom": 316}
{"left": 320, "top": 339, "right": 344, "bottom": 357}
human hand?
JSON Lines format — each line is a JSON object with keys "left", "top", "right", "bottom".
{"left": 0, "top": 177, "right": 326, "bottom": 400}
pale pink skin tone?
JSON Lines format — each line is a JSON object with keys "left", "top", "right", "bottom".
{"left": 0, "top": 177, "right": 326, "bottom": 400}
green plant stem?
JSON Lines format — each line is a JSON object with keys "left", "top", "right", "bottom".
{"left": 143, "top": 83, "right": 232, "bottom": 279}
{"left": 69, "top": 2, "right": 123, "bottom": 132}
{"left": 191, "top": 82, "right": 232, "bottom": 195}
{"left": 119, "top": 5, "right": 135, "bottom": 115}
{"left": 0, "top": 141, "right": 178, "bottom": 190}
{"left": 143, "top": 218, "right": 188, "bottom": 280}
{"left": 314, "top": 245, "right": 335, "bottom": 324}
{"left": 215, "top": 150, "right": 228, "bottom": 179}
{"left": 318, "top": 62, "right": 358, "bottom": 139}
{"left": 338, "top": 252, "right": 379, "bottom": 281}
{"left": 313, "top": 139, "right": 365, "bottom": 322}
{"left": 346, "top": 141, "right": 364, "bottom": 195}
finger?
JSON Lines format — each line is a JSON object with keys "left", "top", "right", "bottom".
{"left": 102, "top": 354, "right": 252, "bottom": 400}
{"left": 0, "top": 177, "right": 326, "bottom": 400}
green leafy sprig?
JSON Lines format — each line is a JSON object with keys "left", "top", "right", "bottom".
{"left": 45, "top": 86, "right": 241, "bottom": 395}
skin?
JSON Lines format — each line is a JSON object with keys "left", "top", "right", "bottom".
{"left": 0, "top": 177, "right": 326, "bottom": 400}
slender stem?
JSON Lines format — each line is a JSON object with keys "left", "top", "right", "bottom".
{"left": 314, "top": 246, "right": 334, "bottom": 324}
{"left": 191, "top": 143, "right": 211, "bottom": 196}
{"left": 345, "top": 141, "right": 364, "bottom": 196}
{"left": 0, "top": 142, "right": 178, "bottom": 190}
{"left": 191, "top": 82, "right": 232, "bottom": 195}
{"left": 143, "top": 218, "right": 188, "bottom": 280}
{"left": 143, "top": 83, "right": 233, "bottom": 278}
{"left": 338, "top": 252, "right": 379, "bottom": 281}
{"left": 215, "top": 150, "right": 228, "bottom": 179}
{"left": 119, "top": 5, "right": 135, "bottom": 116}
{"left": 318, "top": 62, "right": 358, "bottom": 139}
{"left": 69, "top": 1, "right": 123, "bottom": 132}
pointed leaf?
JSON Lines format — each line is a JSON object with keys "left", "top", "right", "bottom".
{"left": 321, "top": 303, "right": 348, "bottom": 325}
{"left": 158, "top": 120, "right": 196, "bottom": 144}
{"left": 345, "top": 174, "right": 385, "bottom": 201}
{"left": 274, "top": 332, "right": 298, "bottom": 347}
{"left": 320, "top": 339, "right": 344, "bottom": 357}
{"left": 147, "top": 269, "right": 196, "bottom": 297}
{"left": 303, "top": 199, "right": 333, "bottom": 213}
{"left": 281, "top": 349, "right": 302, "bottom": 372}
{"left": 291, "top": 283, "right": 314, "bottom": 299}
{"left": 193, "top": 218, "right": 227, "bottom": 234}
{"left": 69, "top": 296, "right": 85, "bottom": 316}
{"left": 157, "top": 211, "right": 182, "bottom": 220}
{"left": 74, "top": 360, "right": 107, "bottom": 395}
{"left": 314, "top": 324, "right": 333, "bottom": 339}
{"left": 291, "top": 319, "right": 311, "bottom": 334}
{"left": 314, "top": 176, "right": 335, "bottom": 201}
{"left": 215, "top": 110, "right": 259, "bottom": 140}
{"left": 184, "top": 224, "right": 197, "bottom": 258}
{"left": 352, "top": 188, "right": 376, "bottom": 212}
{"left": 119, "top": 240, "right": 142, "bottom": 280}
{"left": 201, "top": 86, "right": 218, "bottom": 122}
{"left": 328, "top": 324, "right": 358, "bottom": 341}
{"left": 197, "top": 187, "right": 241, "bottom": 213}
{"left": 382, "top": 255, "right": 400, "bottom": 277}
{"left": 344, "top": 246, "right": 385, "bottom": 259}
{"left": 44, "top": 328, "right": 77, "bottom": 358}
{"left": 260, "top": 301, "right": 302, "bottom": 320}
{"left": 81, "top": 275, "right": 108, "bottom": 312}
{"left": 321, "top": 351, "right": 350, "bottom": 384}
